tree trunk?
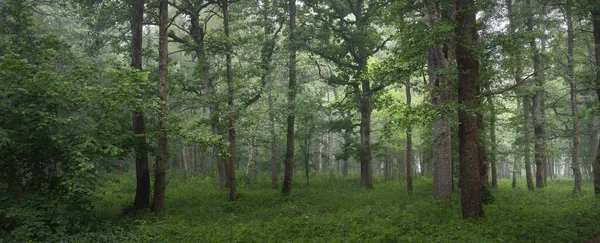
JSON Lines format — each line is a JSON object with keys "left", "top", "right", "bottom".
{"left": 507, "top": 0, "right": 534, "bottom": 192}
{"left": 281, "top": 0, "right": 297, "bottom": 196}
{"left": 489, "top": 95, "right": 498, "bottom": 188}
{"left": 268, "top": 78, "right": 278, "bottom": 189}
{"left": 317, "top": 142, "right": 323, "bottom": 174}
{"left": 406, "top": 79, "right": 413, "bottom": 194}
{"left": 245, "top": 142, "right": 254, "bottom": 185}
{"left": 152, "top": 0, "right": 168, "bottom": 213}
{"left": 456, "top": 0, "right": 484, "bottom": 219}
{"left": 359, "top": 86, "right": 373, "bottom": 188}
{"left": 566, "top": 0, "right": 581, "bottom": 192}
{"left": 592, "top": 3, "right": 600, "bottom": 196}
{"left": 477, "top": 112, "right": 489, "bottom": 187}
{"left": 182, "top": 146, "right": 189, "bottom": 178}
{"left": 512, "top": 153, "right": 518, "bottom": 189}
{"left": 131, "top": 0, "right": 150, "bottom": 211}
{"left": 222, "top": 0, "right": 237, "bottom": 201}
{"left": 304, "top": 140, "right": 310, "bottom": 186}
{"left": 425, "top": 0, "right": 453, "bottom": 202}
{"left": 526, "top": 0, "right": 546, "bottom": 189}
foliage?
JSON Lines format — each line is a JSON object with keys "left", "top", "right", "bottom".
{"left": 0, "top": 1, "right": 159, "bottom": 240}
{"left": 40, "top": 174, "right": 600, "bottom": 242}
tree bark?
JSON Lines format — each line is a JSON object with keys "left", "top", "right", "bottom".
{"left": 222, "top": 0, "right": 238, "bottom": 201}
{"left": 526, "top": 0, "right": 546, "bottom": 189}
{"left": 152, "top": 0, "right": 168, "bottom": 213}
{"left": 566, "top": 0, "right": 581, "bottom": 192}
{"left": 281, "top": 0, "right": 297, "bottom": 196}
{"left": 406, "top": 79, "right": 413, "bottom": 194}
{"left": 456, "top": 0, "right": 484, "bottom": 219}
{"left": 425, "top": 0, "right": 453, "bottom": 201}
{"left": 592, "top": 2, "right": 600, "bottom": 196}
{"left": 131, "top": 0, "right": 150, "bottom": 211}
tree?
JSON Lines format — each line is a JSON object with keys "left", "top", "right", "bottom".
{"left": 526, "top": 0, "right": 547, "bottom": 189}
{"left": 303, "top": 0, "right": 391, "bottom": 188}
{"left": 424, "top": 0, "right": 454, "bottom": 201}
{"left": 282, "top": 0, "right": 297, "bottom": 196}
{"left": 592, "top": 0, "right": 600, "bottom": 196}
{"left": 565, "top": 0, "right": 581, "bottom": 193}
{"left": 506, "top": 0, "right": 534, "bottom": 191}
{"left": 167, "top": 0, "right": 229, "bottom": 189}
{"left": 131, "top": 0, "right": 151, "bottom": 211}
{"left": 152, "top": 0, "right": 168, "bottom": 212}
{"left": 406, "top": 79, "right": 413, "bottom": 194}
{"left": 456, "top": 0, "right": 484, "bottom": 219}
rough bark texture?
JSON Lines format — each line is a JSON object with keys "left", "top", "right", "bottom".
{"left": 152, "top": 0, "right": 168, "bottom": 213}
{"left": 359, "top": 81, "right": 373, "bottom": 188}
{"left": 425, "top": 0, "right": 453, "bottom": 201}
{"left": 526, "top": 0, "right": 546, "bottom": 189}
{"left": 281, "top": 0, "right": 297, "bottom": 196}
{"left": 566, "top": 0, "right": 581, "bottom": 193}
{"left": 223, "top": 0, "right": 237, "bottom": 201}
{"left": 456, "top": 0, "right": 484, "bottom": 219}
{"left": 592, "top": 3, "right": 600, "bottom": 196}
{"left": 131, "top": 0, "right": 150, "bottom": 211}
{"left": 406, "top": 79, "right": 413, "bottom": 195}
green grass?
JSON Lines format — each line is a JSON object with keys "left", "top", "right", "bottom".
{"left": 90, "top": 173, "right": 600, "bottom": 242}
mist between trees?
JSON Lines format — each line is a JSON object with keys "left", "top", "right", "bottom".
{"left": 1, "top": 0, "right": 600, "bottom": 241}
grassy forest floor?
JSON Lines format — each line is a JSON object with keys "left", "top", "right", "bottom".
{"left": 81, "top": 173, "right": 600, "bottom": 242}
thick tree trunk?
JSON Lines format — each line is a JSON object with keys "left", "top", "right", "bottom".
{"left": 456, "top": 0, "right": 484, "bottom": 219}
{"left": 406, "top": 79, "right": 413, "bottom": 194}
{"left": 131, "top": 0, "right": 150, "bottom": 211}
{"left": 425, "top": 0, "right": 453, "bottom": 202}
{"left": 566, "top": 0, "right": 581, "bottom": 192}
{"left": 282, "top": 0, "right": 297, "bottom": 196}
{"left": 526, "top": 0, "right": 546, "bottom": 189}
{"left": 152, "top": 0, "right": 168, "bottom": 212}
{"left": 592, "top": 4, "right": 600, "bottom": 196}
{"left": 223, "top": 0, "right": 237, "bottom": 201}
{"left": 359, "top": 85, "right": 373, "bottom": 188}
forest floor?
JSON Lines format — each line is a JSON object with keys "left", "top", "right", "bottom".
{"left": 86, "top": 173, "right": 600, "bottom": 242}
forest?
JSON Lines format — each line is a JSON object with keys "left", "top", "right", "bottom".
{"left": 1, "top": 0, "right": 600, "bottom": 241}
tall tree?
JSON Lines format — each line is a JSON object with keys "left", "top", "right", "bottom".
{"left": 282, "top": 0, "right": 297, "bottom": 196}
{"left": 131, "top": 0, "right": 151, "bottom": 211}
{"left": 304, "top": 0, "right": 390, "bottom": 188}
{"left": 406, "top": 79, "right": 413, "bottom": 194}
{"left": 507, "top": 0, "right": 534, "bottom": 191}
{"left": 168, "top": 0, "right": 228, "bottom": 189}
{"left": 565, "top": 0, "right": 581, "bottom": 193}
{"left": 526, "top": 0, "right": 546, "bottom": 189}
{"left": 152, "top": 0, "right": 168, "bottom": 212}
{"left": 592, "top": 0, "right": 600, "bottom": 196}
{"left": 424, "top": 0, "right": 454, "bottom": 201}
{"left": 221, "top": 0, "right": 238, "bottom": 201}
{"left": 456, "top": 0, "right": 484, "bottom": 219}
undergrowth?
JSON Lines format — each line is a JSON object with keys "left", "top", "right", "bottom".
{"left": 44, "top": 174, "right": 600, "bottom": 242}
